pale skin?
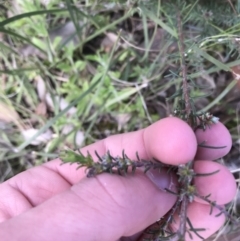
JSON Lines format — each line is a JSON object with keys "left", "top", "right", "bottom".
{"left": 0, "top": 117, "right": 237, "bottom": 241}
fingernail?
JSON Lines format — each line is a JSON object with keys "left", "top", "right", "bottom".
{"left": 146, "top": 169, "right": 172, "bottom": 191}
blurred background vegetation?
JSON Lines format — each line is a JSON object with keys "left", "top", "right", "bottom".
{"left": 0, "top": 0, "right": 240, "bottom": 179}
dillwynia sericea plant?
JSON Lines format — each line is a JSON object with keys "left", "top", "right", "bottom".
{"left": 59, "top": 7, "right": 239, "bottom": 241}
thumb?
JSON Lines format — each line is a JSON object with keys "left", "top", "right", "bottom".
{"left": 0, "top": 170, "right": 177, "bottom": 241}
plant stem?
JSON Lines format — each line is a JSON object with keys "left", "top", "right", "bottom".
{"left": 178, "top": 196, "right": 189, "bottom": 240}
{"left": 177, "top": 11, "right": 191, "bottom": 122}
{"left": 176, "top": 11, "right": 193, "bottom": 241}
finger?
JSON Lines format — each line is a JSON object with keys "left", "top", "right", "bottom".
{"left": 0, "top": 170, "right": 177, "bottom": 241}
{"left": 137, "top": 160, "right": 236, "bottom": 241}
{"left": 195, "top": 121, "right": 232, "bottom": 160}
{"left": 193, "top": 161, "right": 236, "bottom": 205}
{"left": 0, "top": 117, "right": 197, "bottom": 219}
{"left": 171, "top": 201, "right": 226, "bottom": 241}
{"left": 46, "top": 116, "right": 197, "bottom": 184}
{"left": 0, "top": 165, "right": 71, "bottom": 222}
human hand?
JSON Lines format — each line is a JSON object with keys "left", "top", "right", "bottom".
{"left": 0, "top": 117, "right": 236, "bottom": 241}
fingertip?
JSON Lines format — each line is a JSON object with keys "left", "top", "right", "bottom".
{"left": 144, "top": 117, "right": 197, "bottom": 165}
{"left": 195, "top": 122, "right": 232, "bottom": 160}
{"left": 194, "top": 161, "right": 237, "bottom": 205}
{"left": 171, "top": 202, "right": 225, "bottom": 241}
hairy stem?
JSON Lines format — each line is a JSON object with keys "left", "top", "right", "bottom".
{"left": 177, "top": 11, "right": 191, "bottom": 122}
{"left": 178, "top": 196, "right": 189, "bottom": 240}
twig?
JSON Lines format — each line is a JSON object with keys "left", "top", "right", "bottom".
{"left": 178, "top": 196, "right": 189, "bottom": 240}
{"left": 177, "top": 11, "right": 191, "bottom": 122}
